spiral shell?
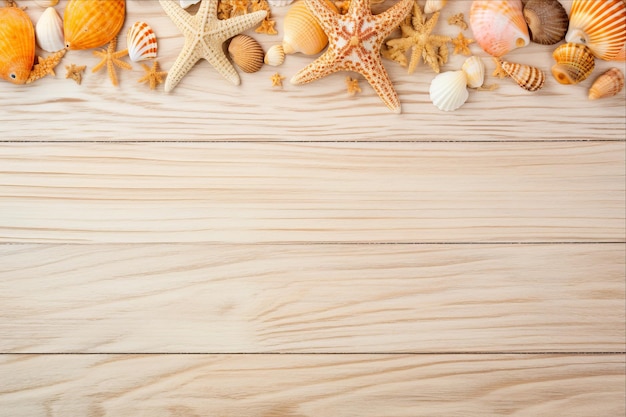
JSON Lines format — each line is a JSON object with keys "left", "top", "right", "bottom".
{"left": 264, "top": 44, "right": 286, "bottom": 66}
{"left": 499, "top": 59, "right": 545, "bottom": 91}
{"left": 228, "top": 35, "right": 264, "bottom": 73}
{"left": 424, "top": 0, "right": 447, "bottom": 14}
{"left": 63, "top": 0, "right": 126, "bottom": 50}
{"left": 282, "top": 0, "right": 337, "bottom": 55}
{"left": 588, "top": 67, "right": 624, "bottom": 99}
{"left": 522, "top": 0, "right": 568, "bottom": 45}
{"left": 127, "top": 21, "right": 157, "bottom": 62}
{"left": 429, "top": 70, "right": 470, "bottom": 111}
{"left": 565, "top": 0, "right": 626, "bottom": 61}
{"left": 0, "top": 7, "right": 35, "bottom": 85}
{"left": 551, "top": 42, "right": 596, "bottom": 85}
{"left": 469, "top": 0, "right": 530, "bottom": 57}
{"left": 34, "top": 0, "right": 59, "bottom": 7}
{"left": 36, "top": 7, "right": 65, "bottom": 53}
{"left": 461, "top": 56, "right": 485, "bottom": 89}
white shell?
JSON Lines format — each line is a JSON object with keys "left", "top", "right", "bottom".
{"left": 461, "top": 56, "right": 485, "bottom": 88}
{"left": 180, "top": 0, "right": 201, "bottom": 9}
{"left": 264, "top": 44, "right": 285, "bottom": 66}
{"left": 35, "top": 7, "right": 65, "bottom": 53}
{"left": 429, "top": 70, "right": 470, "bottom": 111}
{"left": 268, "top": 0, "right": 295, "bottom": 6}
{"left": 127, "top": 21, "right": 158, "bottom": 62}
{"left": 34, "top": 0, "right": 59, "bottom": 7}
{"left": 424, "top": 0, "right": 447, "bottom": 14}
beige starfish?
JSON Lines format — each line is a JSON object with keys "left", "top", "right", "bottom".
{"left": 159, "top": 0, "right": 266, "bottom": 92}
{"left": 346, "top": 76, "right": 361, "bottom": 96}
{"left": 291, "top": 0, "right": 413, "bottom": 113}
{"left": 92, "top": 37, "right": 132, "bottom": 86}
{"left": 256, "top": 17, "right": 277, "bottom": 35}
{"left": 452, "top": 32, "right": 474, "bottom": 55}
{"left": 65, "top": 63, "right": 86, "bottom": 85}
{"left": 26, "top": 49, "right": 67, "bottom": 84}
{"left": 448, "top": 12, "right": 468, "bottom": 31}
{"left": 138, "top": 61, "right": 168, "bottom": 90}
{"left": 271, "top": 72, "right": 285, "bottom": 87}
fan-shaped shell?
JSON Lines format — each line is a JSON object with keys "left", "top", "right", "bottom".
{"left": 265, "top": 44, "right": 286, "bottom": 66}
{"left": 469, "top": 0, "right": 530, "bottom": 57}
{"left": 0, "top": 7, "right": 35, "bottom": 84}
{"left": 127, "top": 21, "right": 157, "bottom": 62}
{"left": 228, "top": 35, "right": 264, "bottom": 73}
{"left": 612, "top": 43, "right": 626, "bottom": 61}
{"left": 588, "top": 67, "right": 624, "bottom": 99}
{"left": 36, "top": 7, "right": 65, "bottom": 53}
{"left": 424, "top": 0, "right": 447, "bottom": 14}
{"left": 282, "top": 0, "right": 337, "bottom": 55}
{"left": 523, "top": 0, "right": 568, "bottom": 45}
{"left": 565, "top": 0, "right": 626, "bottom": 60}
{"left": 461, "top": 56, "right": 485, "bottom": 88}
{"left": 429, "top": 70, "right": 470, "bottom": 111}
{"left": 500, "top": 59, "right": 545, "bottom": 91}
{"left": 64, "top": 0, "right": 126, "bottom": 50}
{"left": 551, "top": 42, "right": 596, "bottom": 84}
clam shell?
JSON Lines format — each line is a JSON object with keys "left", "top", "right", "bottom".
{"left": 469, "top": 0, "right": 530, "bottom": 57}
{"left": 180, "top": 0, "right": 201, "bottom": 8}
{"left": 36, "top": 7, "right": 65, "bottom": 53}
{"left": 127, "top": 21, "right": 158, "bottom": 62}
{"left": 522, "top": 0, "right": 568, "bottom": 45}
{"left": 268, "top": 0, "right": 295, "bottom": 6}
{"left": 424, "top": 0, "right": 447, "bottom": 14}
{"left": 565, "top": 0, "right": 626, "bottom": 60}
{"left": 551, "top": 42, "right": 596, "bottom": 84}
{"left": 228, "top": 34, "right": 264, "bottom": 73}
{"left": 500, "top": 59, "right": 545, "bottom": 91}
{"left": 0, "top": 7, "right": 35, "bottom": 84}
{"left": 461, "top": 56, "right": 485, "bottom": 88}
{"left": 282, "top": 0, "right": 337, "bottom": 55}
{"left": 34, "top": 0, "right": 59, "bottom": 7}
{"left": 264, "top": 44, "right": 286, "bottom": 66}
{"left": 63, "top": 0, "right": 126, "bottom": 50}
{"left": 588, "top": 67, "right": 624, "bottom": 99}
{"left": 429, "top": 70, "right": 470, "bottom": 111}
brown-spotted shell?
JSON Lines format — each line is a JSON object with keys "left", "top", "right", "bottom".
{"left": 64, "top": 0, "right": 126, "bottom": 50}
{"left": 228, "top": 34, "right": 264, "bottom": 73}
{"left": 499, "top": 59, "right": 546, "bottom": 91}
{"left": 551, "top": 42, "right": 596, "bottom": 85}
{"left": 588, "top": 67, "right": 624, "bottom": 99}
{"left": 0, "top": 7, "right": 35, "bottom": 84}
{"left": 522, "top": 0, "right": 568, "bottom": 45}
{"left": 282, "top": 0, "right": 337, "bottom": 55}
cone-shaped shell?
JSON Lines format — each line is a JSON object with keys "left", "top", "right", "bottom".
{"left": 228, "top": 34, "right": 264, "bottom": 73}
{"left": 429, "top": 70, "right": 470, "bottom": 111}
{"left": 64, "top": 0, "right": 126, "bottom": 50}
{"left": 0, "top": 7, "right": 35, "bottom": 84}
{"left": 588, "top": 67, "right": 624, "bottom": 99}
{"left": 282, "top": 0, "right": 337, "bottom": 55}
{"left": 470, "top": 0, "right": 530, "bottom": 57}
{"left": 565, "top": 0, "right": 626, "bottom": 60}
{"left": 500, "top": 59, "right": 545, "bottom": 91}
{"left": 461, "top": 55, "right": 485, "bottom": 88}
{"left": 523, "top": 0, "right": 568, "bottom": 45}
{"left": 265, "top": 44, "right": 286, "bottom": 66}
{"left": 127, "top": 21, "right": 157, "bottom": 62}
{"left": 551, "top": 42, "right": 595, "bottom": 84}
{"left": 36, "top": 7, "right": 65, "bottom": 53}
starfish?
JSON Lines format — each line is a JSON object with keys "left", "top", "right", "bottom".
{"left": 270, "top": 72, "right": 285, "bottom": 87}
{"left": 26, "top": 49, "right": 67, "bottom": 84}
{"left": 448, "top": 12, "right": 468, "bottom": 31}
{"left": 345, "top": 76, "right": 361, "bottom": 95}
{"left": 92, "top": 37, "right": 132, "bottom": 86}
{"left": 138, "top": 61, "right": 168, "bottom": 90}
{"left": 256, "top": 17, "right": 278, "bottom": 35}
{"left": 65, "top": 63, "right": 86, "bottom": 85}
{"left": 452, "top": 32, "right": 474, "bottom": 55}
{"left": 492, "top": 58, "right": 509, "bottom": 79}
{"left": 159, "top": 0, "right": 267, "bottom": 92}
{"left": 291, "top": 0, "right": 413, "bottom": 113}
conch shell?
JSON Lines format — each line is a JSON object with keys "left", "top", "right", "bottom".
{"left": 588, "top": 67, "right": 624, "bottom": 100}
{"left": 64, "top": 0, "right": 126, "bottom": 50}
{"left": 551, "top": 42, "right": 596, "bottom": 85}
{"left": 499, "top": 59, "right": 545, "bottom": 91}
{"left": 0, "top": 7, "right": 35, "bottom": 84}
{"left": 469, "top": 0, "right": 530, "bottom": 57}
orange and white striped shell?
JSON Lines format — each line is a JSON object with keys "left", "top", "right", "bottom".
{"left": 63, "top": 0, "right": 126, "bottom": 50}
{"left": 0, "top": 7, "right": 35, "bottom": 84}
{"left": 565, "top": 0, "right": 626, "bottom": 61}
{"left": 469, "top": 0, "right": 530, "bottom": 57}
{"left": 499, "top": 59, "right": 545, "bottom": 91}
{"left": 588, "top": 67, "right": 624, "bottom": 99}
{"left": 282, "top": 0, "right": 337, "bottom": 55}
{"left": 551, "top": 42, "right": 596, "bottom": 85}
{"left": 127, "top": 21, "right": 157, "bottom": 62}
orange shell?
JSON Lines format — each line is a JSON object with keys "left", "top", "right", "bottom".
{"left": 282, "top": 0, "right": 337, "bottom": 55}
{"left": 0, "top": 7, "right": 35, "bottom": 84}
{"left": 64, "top": 0, "right": 126, "bottom": 50}
{"left": 470, "top": 0, "right": 530, "bottom": 57}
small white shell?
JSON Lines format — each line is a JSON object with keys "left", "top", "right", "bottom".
{"left": 461, "top": 56, "right": 485, "bottom": 88}
{"left": 264, "top": 44, "right": 285, "bottom": 66}
{"left": 424, "top": 0, "right": 447, "bottom": 14}
{"left": 34, "top": 0, "right": 59, "bottom": 7}
{"left": 127, "top": 21, "right": 158, "bottom": 62}
{"left": 35, "top": 7, "right": 64, "bottom": 53}
{"left": 429, "top": 70, "right": 470, "bottom": 111}
{"left": 268, "top": 0, "right": 295, "bottom": 6}
{"left": 180, "top": 0, "right": 201, "bottom": 9}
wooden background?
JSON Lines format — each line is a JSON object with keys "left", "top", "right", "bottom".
{"left": 1, "top": 0, "right": 625, "bottom": 415}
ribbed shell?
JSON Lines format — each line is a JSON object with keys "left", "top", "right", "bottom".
{"left": 36, "top": 7, "right": 65, "bottom": 53}
{"left": 264, "top": 44, "right": 286, "bottom": 66}
{"left": 551, "top": 42, "right": 596, "bottom": 84}
{"left": 522, "top": 0, "right": 568, "bottom": 45}
{"left": 64, "top": 0, "right": 126, "bottom": 50}
{"left": 565, "top": 0, "right": 626, "bottom": 60}
{"left": 429, "top": 70, "right": 470, "bottom": 111}
{"left": 282, "top": 0, "right": 336, "bottom": 55}
{"left": 461, "top": 55, "right": 485, "bottom": 88}
{"left": 469, "top": 0, "right": 530, "bottom": 57}
{"left": 127, "top": 21, "right": 157, "bottom": 62}
{"left": 500, "top": 60, "right": 546, "bottom": 91}
{"left": 424, "top": 0, "right": 447, "bottom": 14}
{"left": 228, "top": 35, "right": 265, "bottom": 73}
{"left": 0, "top": 7, "right": 35, "bottom": 84}
{"left": 34, "top": 0, "right": 59, "bottom": 7}
{"left": 612, "top": 43, "right": 626, "bottom": 61}
{"left": 268, "top": 0, "right": 295, "bottom": 6}
{"left": 588, "top": 67, "right": 624, "bottom": 99}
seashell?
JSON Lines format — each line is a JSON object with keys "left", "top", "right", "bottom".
{"left": 429, "top": 70, "right": 470, "bottom": 111}
{"left": 461, "top": 56, "right": 485, "bottom": 88}
{"left": 63, "top": 0, "right": 126, "bottom": 50}
{"left": 228, "top": 34, "right": 264, "bottom": 73}
{"left": 264, "top": 44, "right": 286, "bottom": 66}
{"left": 282, "top": 0, "right": 337, "bottom": 55}
{"left": 588, "top": 67, "right": 624, "bottom": 99}
{"left": 180, "top": 0, "right": 201, "bottom": 8}
{"left": 268, "top": 0, "right": 295, "bottom": 6}
{"left": 127, "top": 21, "right": 157, "bottom": 62}
{"left": 35, "top": 7, "right": 65, "bottom": 53}
{"left": 522, "top": 0, "right": 568, "bottom": 45}
{"left": 424, "top": 0, "right": 447, "bottom": 14}
{"left": 469, "top": 0, "right": 530, "bottom": 57}
{"left": 611, "top": 43, "right": 626, "bottom": 61}
{"left": 34, "top": 0, "right": 59, "bottom": 7}
{"left": 565, "top": 0, "right": 626, "bottom": 61}
{"left": 499, "top": 59, "right": 545, "bottom": 91}
{"left": 551, "top": 42, "right": 596, "bottom": 84}
{"left": 0, "top": 7, "right": 35, "bottom": 84}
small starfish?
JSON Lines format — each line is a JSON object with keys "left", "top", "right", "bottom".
{"left": 92, "top": 36, "right": 132, "bottom": 86}
{"left": 452, "top": 32, "right": 474, "bottom": 55}
{"left": 334, "top": 1, "right": 350, "bottom": 14}
{"left": 159, "top": 0, "right": 267, "bottom": 92}
{"left": 251, "top": 0, "right": 270, "bottom": 12}
{"left": 271, "top": 72, "right": 285, "bottom": 87}
{"left": 217, "top": 0, "right": 232, "bottom": 19}
{"left": 138, "top": 61, "right": 168, "bottom": 90}
{"left": 256, "top": 17, "right": 278, "bottom": 35}
{"left": 65, "top": 63, "right": 86, "bottom": 85}
{"left": 448, "top": 12, "right": 468, "bottom": 31}
{"left": 346, "top": 76, "right": 361, "bottom": 95}
{"left": 26, "top": 49, "right": 67, "bottom": 84}
{"left": 492, "top": 58, "right": 509, "bottom": 79}
{"left": 231, "top": 0, "right": 248, "bottom": 16}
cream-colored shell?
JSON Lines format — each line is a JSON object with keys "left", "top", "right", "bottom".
{"left": 228, "top": 35, "right": 265, "bottom": 73}
{"left": 500, "top": 60, "right": 545, "bottom": 91}
{"left": 588, "top": 67, "right": 624, "bottom": 100}
{"left": 282, "top": 0, "right": 337, "bottom": 55}
{"left": 268, "top": 0, "right": 295, "bottom": 6}
{"left": 36, "top": 7, "right": 65, "bottom": 53}
{"left": 470, "top": 0, "right": 530, "bottom": 57}
{"left": 34, "top": 0, "right": 59, "bottom": 7}
{"left": 424, "top": 0, "right": 447, "bottom": 14}
{"left": 461, "top": 56, "right": 485, "bottom": 88}
{"left": 551, "top": 42, "right": 596, "bottom": 85}
{"left": 265, "top": 44, "right": 286, "bottom": 66}
{"left": 429, "top": 70, "right": 469, "bottom": 111}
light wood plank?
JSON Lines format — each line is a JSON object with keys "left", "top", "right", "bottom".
{"left": 1, "top": 142, "right": 623, "bottom": 243}
{"left": 1, "top": 244, "right": 623, "bottom": 353}
{"left": 0, "top": 1, "right": 623, "bottom": 141}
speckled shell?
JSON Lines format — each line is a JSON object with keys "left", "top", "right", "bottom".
{"left": 470, "top": 0, "right": 530, "bottom": 57}
{"left": 461, "top": 56, "right": 485, "bottom": 88}
{"left": 522, "top": 0, "right": 568, "bottom": 45}
{"left": 63, "top": 0, "right": 126, "bottom": 50}
{"left": 424, "top": 0, "right": 447, "bottom": 14}
{"left": 36, "top": 7, "right": 65, "bottom": 53}
{"left": 265, "top": 44, "right": 286, "bottom": 66}
{"left": 551, "top": 42, "right": 596, "bottom": 84}
{"left": 565, "top": 0, "right": 626, "bottom": 60}
{"left": 429, "top": 70, "right": 470, "bottom": 111}
{"left": 228, "top": 35, "right": 265, "bottom": 73}
{"left": 588, "top": 67, "right": 624, "bottom": 99}
{"left": 34, "top": 0, "right": 59, "bottom": 7}
{"left": 500, "top": 60, "right": 545, "bottom": 91}
{"left": 0, "top": 7, "right": 35, "bottom": 84}
{"left": 127, "top": 21, "right": 157, "bottom": 62}
{"left": 282, "top": 0, "right": 337, "bottom": 55}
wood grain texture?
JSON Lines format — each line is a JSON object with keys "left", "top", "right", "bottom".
{"left": 0, "top": 1, "right": 623, "bottom": 141}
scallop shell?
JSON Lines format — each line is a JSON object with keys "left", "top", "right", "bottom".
{"left": 612, "top": 43, "right": 626, "bottom": 61}
{"left": 461, "top": 56, "right": 485, "bottom": 88}
{"left": 268, "top": 0, "right": 295, "bottom": 6}
{"left": 588, "top": 67, "right": 624, "bottom": 99}
{"left": 424, "top": 0, "right": 447, "bottom": 14}
{"left": 34, "top": 0, "right": 59, "bottom": 7}
{"left": 499, "top": 59, "right": 545, "bottom": 91}
{"left": 469, "top": 0, "right": 530, "bottom": 57}
{"left": 127, "top": 21, "right": 157, "bottom": 62}
{"left": 565, "top": 0, "right": 626, "bottom": 60}
{"left": 282, "top": 0, "right": 337, "bottom": 55}
{"left": 264, "top": 44, "right": 286, "bottom": 66}
{"left": 522, "top": 0, "right": 568, "bottom": 45}
{"left": 228, "top": 35, "right": 264, "bottom": 73}
{"left": 551, "top": 42, "right": 596, "bottom": 84}
{"left": 35, "top": 7, "right": 65, "bottom": 53}
{"left": 0, "top": 7, "right": 35, "bottom": 84}
{"left": 180, "top": 0, "right": 201, "bottom": 8}
{"left": 429, "top": 70, "right": 470, "bottom": 111}
{"left": 63, "top": 0, "right": 126, "bottom": 50}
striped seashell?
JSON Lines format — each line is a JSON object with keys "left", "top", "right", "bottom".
{"left": 565, "top": 0, "right": 626, "bottom": 61}
{"left": 499, "top": 59, "right": 545, "bottom": 91}
{"left": 470, "top": 0, "right": 530, "bottom": 57}
{"left": 461, "top": 56, "right": 485, "bottom": 88}
{"left": 551, "top": 42, "right": 596, "bottom": 84}
{"left": 34, "top": 0, "right": 59, "bottom": 7}
{"left": 282, "top": 0, "right": 337, "bottom": 55}
{"left": 612, "top": 43, "right": 626, "bottom": 61}
{"left": 424, "top": 0, "right": 447, "bottom": 14}
{"left": 588, "top": 67, "right": 624, "bottom": 100}
{"left": 64, "top": 0, "right": 126, "bottom": 50}
{"left": 36, "top": 7, "right": 65, "bottom": 53}
{"left": 264, "top": 44, "right": 286, "bottom": 66}
{"left": 0, "top": 7, "right": 35, "bottom": 84}
{"left": 522, "top": 0, "right": 568, "bottom": 45}
{"left": 127, "top": 21, "right": 158, "bottom": 62}
{"left": 429, "top": 70, "right": 470, "bottom": 111}
{"left": 228, "top": 35, "right": 264, "bottom": 73}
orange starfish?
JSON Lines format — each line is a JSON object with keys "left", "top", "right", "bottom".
{"left": 452, "top": 32, "right": 474, "bottom": 55}
{"left": 92, "top": 36, "right": 132, "bottom": 86}
{"left": 138, "top": 61, "right": 168, "bottom": 90}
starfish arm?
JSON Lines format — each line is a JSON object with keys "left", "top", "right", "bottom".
{"left": 407, "top": 43, "right": 425, "bottom": 74}
{"left": 290, "top": 50, "right": 339, "bottom": 85}
{"left": 359, "top": 57, "right": 401, "bottom": 113}
{"left": 159, "top": 0, "right": 197, "bottom": 35}
{"left": 112, "top": 58, "right": 133, "bottom": 71}
{"left": 216, "top": 10, "right": 268, "bottom": 41}
{"left": 107, "top": 60, "right": 119, "bottom": 86}
{"left": 196, "top": 0, "right": 218, "bottom": 26}
{"left": 202, "top": 40, "right": 241, "bottom": 85}
{"left": 164, "top": 41, "right": 202, "bottom": 92}
{"left": 91, "top": 56, "right": 107, "bottom": 74}
{"left": 375, "top": 0, "right": 414, "bottom": 38}
{"left": 304, "top": 0, "right": 339, "bottom": 31}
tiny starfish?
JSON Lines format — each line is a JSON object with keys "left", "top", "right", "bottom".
{"left": 138, "top": 61, "right": 168, "bottom": 90}
{"left": 448, "top": 12, "right": 468, "bottom": 31}
{"left": 492, "top": 58, "right": 509, "bottom": 79}
{"left": 26, "top": 49, "right": 67, "bottom": 84}
{"left": 452, "top": 32, "right": 474, "bottom": 55}
{"left": 92, "top": 36, "right": 132, "bottom": 86}
{"left": 217, "top": 0, "right": 232, "bottom": 19}
{"left": 256, "top": 17, "right": 278, "bottom": 35}
{"left": 271, "top": 72, "right": 285, "bottom": 87}
{"left": 65, "top": 63, "right": 86, "bottom": 85}
{"left": 346, "top": 76, "right": 361, "bottom": 95}
{"left": 231, "top": 0, "right": 248, "bottom": 16}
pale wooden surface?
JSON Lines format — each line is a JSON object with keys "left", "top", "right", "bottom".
{"left": 1, "top": 0, "right": 625, "bottom": 415}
